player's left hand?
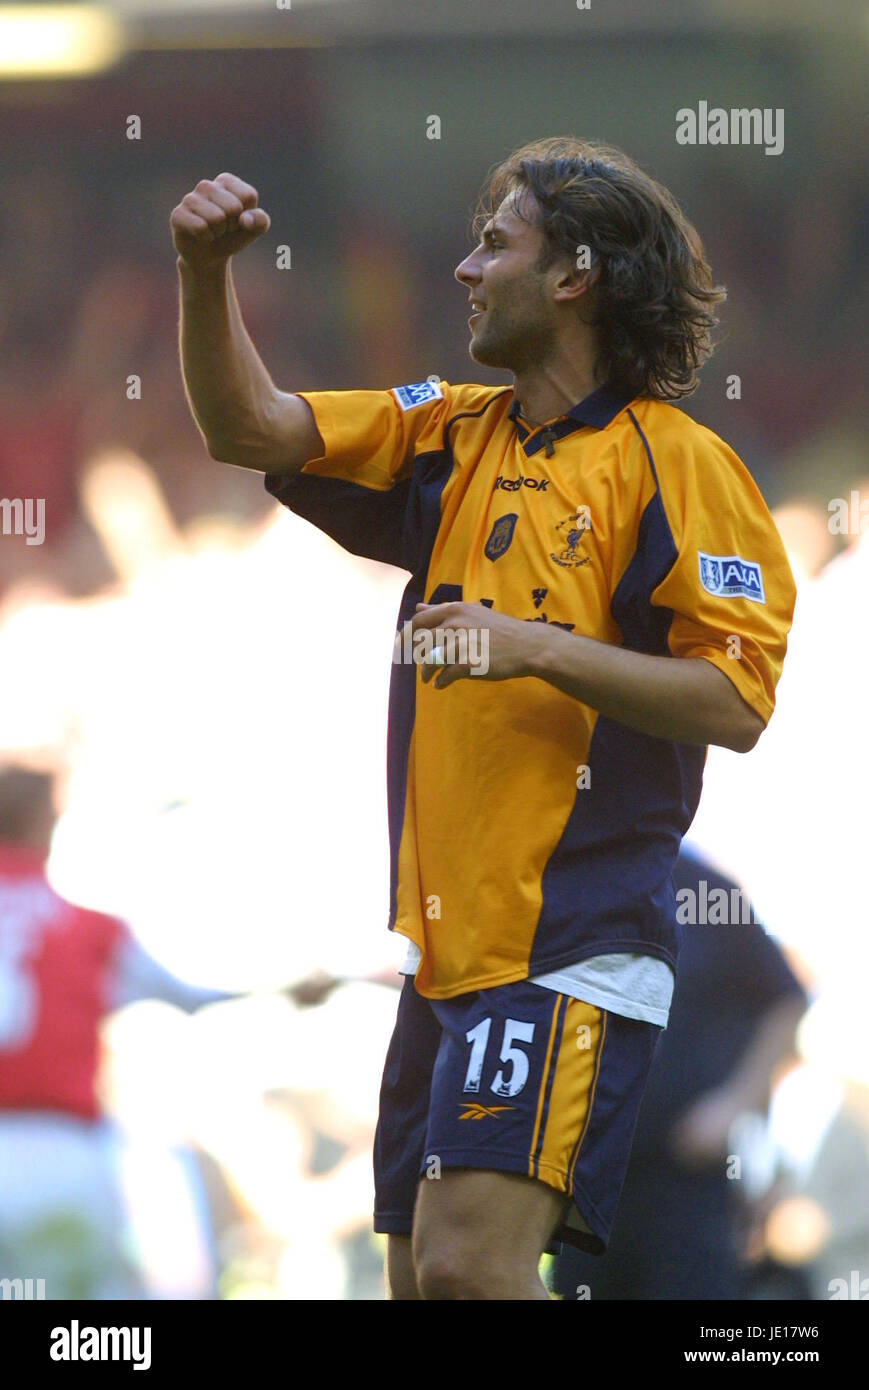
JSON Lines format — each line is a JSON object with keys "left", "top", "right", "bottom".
{"left": 406, "top": 601, "right": 540, "bottom": 688}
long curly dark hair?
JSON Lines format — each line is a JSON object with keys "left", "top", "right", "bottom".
{"left": 473, "top": 137, "right": 725, "bottom": 401}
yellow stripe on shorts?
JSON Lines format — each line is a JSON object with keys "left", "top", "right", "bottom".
{"left": 532, "top": 997, "right": 606, "bottom": 1189}
{"left": 528, "top": 994, "right": 563, "bottom": 1177}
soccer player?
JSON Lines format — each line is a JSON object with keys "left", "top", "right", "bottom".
{"left": 170, "top": 137, "right": 796, "bottom": 1300}
{"left": 0, "top": 759, "right": 316, "bottom": 1297}
{"left": 0, "top": 761, "right": 237, "bottom": 1296}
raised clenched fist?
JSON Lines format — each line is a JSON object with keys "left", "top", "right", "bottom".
{"left": 170, "top": 173, "right": 270, "bottom": 269}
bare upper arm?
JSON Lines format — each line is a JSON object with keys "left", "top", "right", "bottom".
{"left": 210, "top": 390, "right": 325, "bottom": 475}
{"left": 266, "top": 391, "right": 325, "bottom": 475}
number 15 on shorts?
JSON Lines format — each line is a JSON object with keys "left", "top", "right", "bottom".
{"left": 463, "top": 1017, "right": 536, "bottom": 1098}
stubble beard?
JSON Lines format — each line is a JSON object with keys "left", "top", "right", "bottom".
{"left": 468, "top": 283, "right": 557, "bottom": 376}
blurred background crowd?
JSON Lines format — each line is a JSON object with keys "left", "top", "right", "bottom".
{"left": 0, "top": 1, "right": 866, "bottom": 1299}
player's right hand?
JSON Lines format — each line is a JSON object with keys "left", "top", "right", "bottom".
{"left": 170, "top": 173, "right": 270, "bottom": 269}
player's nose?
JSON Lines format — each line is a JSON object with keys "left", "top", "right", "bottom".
{"left": 454, "top": 250, "right": 480, "bottom": 287}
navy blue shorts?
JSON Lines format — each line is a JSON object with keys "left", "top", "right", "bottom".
{"left": 373, "top": 975, "right": 661, "bottom": 1253}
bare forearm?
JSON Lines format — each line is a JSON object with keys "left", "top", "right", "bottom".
{"left": 526, "top": 624, "right": 765, "bottom": 751}
{"left": 177, "top": 258, "right": 278, "bottom": 466}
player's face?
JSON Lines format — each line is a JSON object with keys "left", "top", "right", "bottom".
{"left": 454, "top": 189, "right": 559, "bottom": 373}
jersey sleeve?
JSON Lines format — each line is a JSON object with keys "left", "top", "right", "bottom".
{"left": 651, "top": 428, "right": 797, "bottom": 725}
{"left": 109, "top": 926, "right": 237, "bottom": 1014}
{"left": 263, "top": 379, "right": 460, "bottom": 568}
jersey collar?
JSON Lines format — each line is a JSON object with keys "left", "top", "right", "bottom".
{"left": 508, "top": 383, "right": 636, "bottom": 456}
{"left": 0, "top": 843, "right": 47, "bottom": 873}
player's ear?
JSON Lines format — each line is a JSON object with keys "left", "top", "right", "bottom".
{"left": 552, "top": 259, "right": 599, "bottom": 304}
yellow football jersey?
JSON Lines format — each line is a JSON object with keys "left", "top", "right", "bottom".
{"left": 266, "top": 380, "right": 795, "bottom": 999}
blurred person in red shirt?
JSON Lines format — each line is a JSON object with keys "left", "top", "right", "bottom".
{"left": 0, "top": 760, "right": 241, "bottom": 1299}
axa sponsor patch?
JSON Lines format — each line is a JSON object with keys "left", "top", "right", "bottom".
{"left": 392, "top": 380, "right": 443, "bottom": 411}
{"left": 698, "top": 552, "right": 765, "bottom": 603}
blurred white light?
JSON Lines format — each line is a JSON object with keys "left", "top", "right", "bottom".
{"left": 0, "top": 5, "right": 124, "bottom": 78}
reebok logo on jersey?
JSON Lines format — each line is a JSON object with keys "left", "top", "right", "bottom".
{"left": 494, "top": 474, "right": 549, "bottom": 492}
{"left": 698, "top": 552, "right": 765, "bottom": 603}
{"left": 392, "top": 380, "right": 443, "bottom": 411}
